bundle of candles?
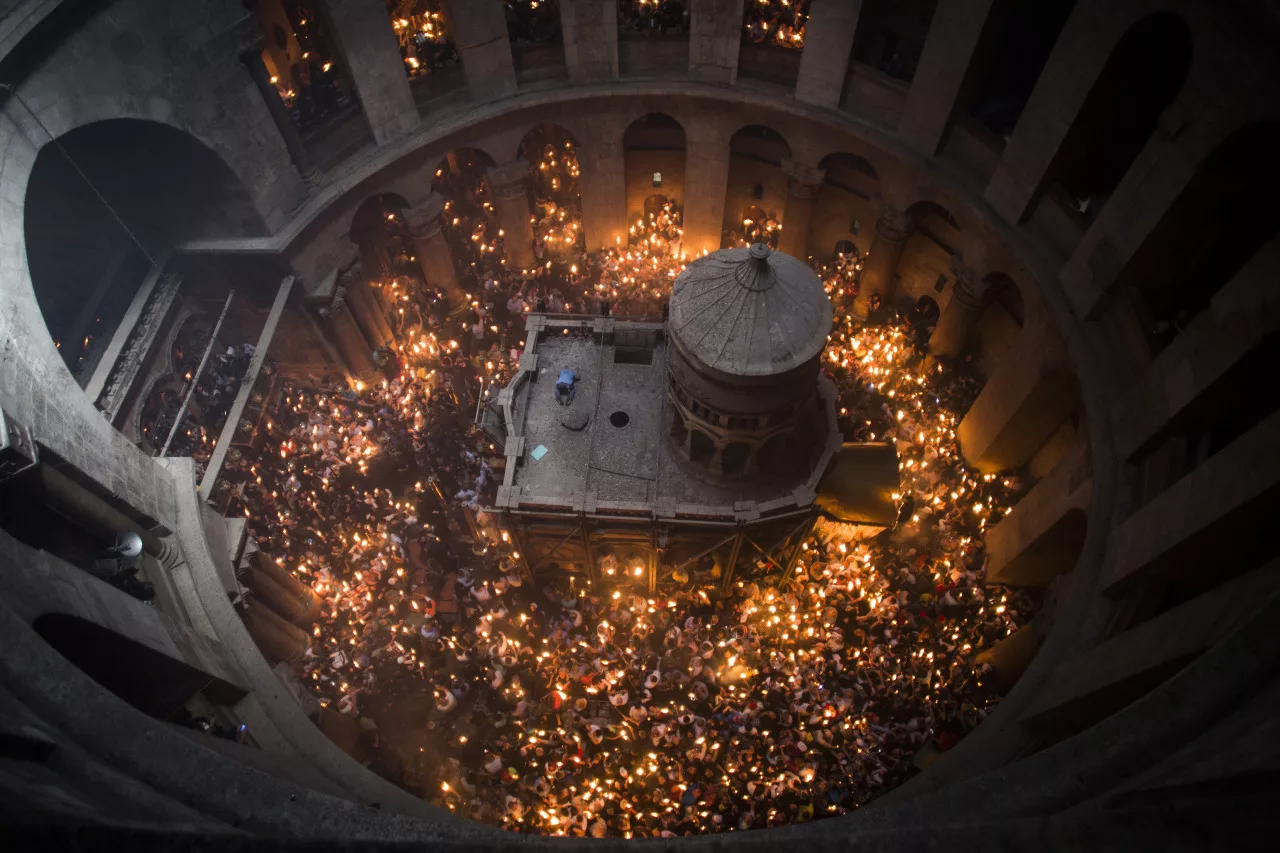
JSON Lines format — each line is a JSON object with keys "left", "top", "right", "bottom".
{"left": 224, "top": 137, "right": 1037, "bottom": 836}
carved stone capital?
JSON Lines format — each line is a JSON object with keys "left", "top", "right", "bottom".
{"left": 406, "top": 194, "right": 447, "bottom": 240}
{"left": 950, "top": 261, "right": 989, "bottom": 310}
{"left": 486, "top": 159, "right": 532, "bottom": 201}
{"left": 876, "top": 204, "right": 912, "bottom": 242}
{"left": 320, "top": 287, "right": 349, "bottom": 318}
{"left": 949, "top": 256, "right": 975, "bottom": 287}
{"left": 781, "top": 159, "right": 825, "bottom": 198}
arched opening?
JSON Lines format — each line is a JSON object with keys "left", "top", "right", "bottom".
{"left": 815, "top": 153, "right": 881, "bottom": 258}
{"left": 34, "top": 613, "right": 244, "bottom": 719}
{"left": 506, "top": 0, "right": 566, "bottom": 85}
{"left": 848, "top": 0, "right": 940, "bottom": 83}
{"left": 973, "top": 273, "right": 1025, "bottom": 378}
{"left": 384, "top": 0, "right": 464, "bottom": 105}
{"left": 24, "top": 119, "right": 265, "bottom": 386}
{"left": 1116, "top": 121, "right": 1280, "bottom": 357}
{"left": 757, "top": 432, "right": 791, "bottom": 477}
{"left": 896, "top": 201, "right": 961, "bottom": 312}
{"left": 1035, "top": 14, "right": 1193, "bottom": 231}
{"left": 249, "top": 0, "right": 365, "bottom": 151}
{"left": 689, "top": 429, "right": 715, "bottom": 465}
{"left": 726, "top": 125, "right": 790, "bottom": 247}
{"left": 431, "top": 147, "right": 498, "bottom": 285}
{"left": 617, "top": 0, "right": 691, "bottom": 78}
{"left": 349, "top": 193, "right": 414, "bottom": 282}
{"left": 738, "top": 0, "right": 808, "bottom": 88}
{"left": 518, "top": 123, "right": 584, "bottom": 260}
{"left": 964, "top": 0, "right": 1077, "bottom": 142}
{"left": 624, "top": 113, "right": 687, "bottom": 223}
{"left": 721, "top": 442, "right": 752, "bottom": 478}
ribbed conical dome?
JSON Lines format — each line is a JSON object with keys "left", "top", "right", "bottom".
{"left": 668, "top": 244, "right": 832, "bottom": 376}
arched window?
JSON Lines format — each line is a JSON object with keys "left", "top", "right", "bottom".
{"left": 624, "top": 113, "right": 687, "bottom": 220}
{"left": 24, "top": 119, "right": 264, "bottom": 384}
{"left": 1120, "top": 121, "right": 1280, "bottom": 355}
{"left": 721, "top": 442, "right": 752, "bottom": 477}
{"left": 690, "top": 429, "right": 716, "bottom": 465}
{"left": 1038, "top": 14, "right": 1193, "bottom": 228}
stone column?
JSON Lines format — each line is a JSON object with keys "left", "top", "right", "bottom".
{"left": 897, "top": 0, "right": 999, "bottom": 156}
{"left": 251, "top": 550, "right": 321, "bottom": 615}
{"left": 957, "top": 317, "right": 1074, "bottom": 473}
{"left": 982, "top": 0, "right": 1109, "bottom": 225}
{"left": 1020, "top": 561, "right": 1280, "bottom": 736}
{"left": 795, "top": 0, "right": 863, "bottom": 108}
{"left": 340, "top": 267, "right": 395, "bottom": 349}
{"left": 195, "top": 14, "right": 307, "bottom": 231}
{"left": 487, "top": 160, "right": 537, "bottom": 271}
{"left": 320, "top": 295, "right": 378, "bottom": 381}
{"left": 682, "top": 116, "right": 732, "bottom": 255}
{"left": 443, "top": 0, "right": 517, "bottom": 100}
{"left": 689, "top": 0, "right": 746, "bottom": 85}
{"left": 708, "top": 444, "right": 727, "bottom": 478}
{"left": 854, "top": 205, "right": 911, "bottom": 318}
{"left": 244, "top": 602, "right": 310, "bottom": 664}
{"left": 984, "top": 443, "right": 1092, "bottom": 586}
{"left": 577, "top": 118, "right": 628, "bottom": 252}
{"left": 240, "top": 40, "right": 320, "bottom": 183}
{"left": 1101, "top": 409, "right": 1280, "bottom": 594}
{"left": 927, "top": 260, "right": 987, "bottom": 361}
{"left": 243, "top": 560, "right": 312, "bottom": 624}
{"left": 1113, "top": 235, "right": 1280, "bottom": 461}
{"left": 974, "top": 625, "right": 1041, "bottom": 694}
{"left": 319, "top": 0, "right": 420, "bottom": 145}
{"left": 561, "top": 0, "right": 618, "bottom": 84}
{"left": 406, "top": 194, "right": 465, "bottom": 303}
{"left": 779, "top": 159, "right": 825, "bottom": 259}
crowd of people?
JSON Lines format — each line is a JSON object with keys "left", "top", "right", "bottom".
{"left": 142, "top": 320, "right": 255, "bottom": 476}
{"left": 271, "top": 4, "right": 352, "bottom": 132}
{"left": 619, "top": 0, "right": 689, "bottom": 35}
{"left": 743, "top": 0, "right": 809, "bottom": 48}
{"left": 222, "top": 135, "right": 1038, "bottom": 837}
{"left": 724, "top": 209, "right": 782, "bottom": 249}
{"left": 388, "top": 0, "right": 461, "bottom": 79}
{"left": 506, "top": 0, "right": 563, "bottom": 45}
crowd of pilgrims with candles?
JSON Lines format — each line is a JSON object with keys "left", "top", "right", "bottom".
{"left": 217, "top": 134, "right": 1040, "bottom": 837}
{"left": 618, "top": 0, "right": 689, "bottom": 35}
{"left": 140, "top": 326, "right": 256, "bottom": 467}
{"left": 743, "top": 0, "right": 809, "bottom": 47}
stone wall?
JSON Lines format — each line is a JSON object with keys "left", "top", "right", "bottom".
{"left": 2, "top": 0, "right": 1279, "bottom": 841}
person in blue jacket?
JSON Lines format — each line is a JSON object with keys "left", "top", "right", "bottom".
{"left": 555, "top": 369, "right": 577, "bottom": 405}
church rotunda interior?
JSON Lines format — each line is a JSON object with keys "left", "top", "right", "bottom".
{"left": 0, "top": 0, "right": 1277, "bottom": 848}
